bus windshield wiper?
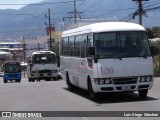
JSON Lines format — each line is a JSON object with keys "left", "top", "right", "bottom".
{"left": 140, "top": 55, "right": 147, "bottom": 59}
{"left": 116, "top": 57, "right": 122, "bottom": 60}
{"left": 99, "top": 55, "right": 122, "bottom": 60}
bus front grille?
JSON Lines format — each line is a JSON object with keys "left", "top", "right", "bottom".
{"left": 112, "top": 77, "right": 138, "bottom": 85}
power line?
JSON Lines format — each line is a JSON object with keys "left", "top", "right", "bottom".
{"left": 0, "top": 1, "right": 81, "bottom": 6}
{"left": 0, "top": 11, "right": 66, "bottom": 21}
{"left": 143, "top": 1, "right": 160, "bottom": 9}
{"left": 83, "top": 0, "right": 102, "bottom": 12}
{"left": 85, "top": 8, "right": 134, "bottom": 19}
{"left": 0, "top": 12, "right": 45, "bottom": 19}
{"left": 77, "top": 0, "right": 87, "bottom": 10}
{"left": 84, "top": 8, "right": 135, "bottom": 13}
{"left": 119, "top": 13, "right": 134, "bottom": 22}
{"left": 119, "top": 1, "right": 160, "bottom": 23}
{"left": 145, "top": 5, "right": 160, "bottom": 12}
{"left": 0, "top": 28, "right": 46, "bottom": 34}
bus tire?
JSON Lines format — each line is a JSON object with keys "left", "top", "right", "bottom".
{"left": 138, "top": 89, "right": 148, "bottom": 98}
{"left": 88, "top": 79, "right": 98, "bottom": 100}
{"left": 28, "top": 78, "right": 32, "bottom": 82}
{"left": 66, "top": 73, "right": 74, "bottom": 91}
{"left": 55, "top": 77, "right": 58, "bottom": 81}
{"left": 46, "top": 78, "right": 51, "bottom": 81}
{"left": 52, "top": 78, "right": 56, "bottom": 81}
{"left": 4, "top": 80, "right": 7, "bottom": 83}
{"left": 37, "top": 79, "right": 40, "bottom": 82}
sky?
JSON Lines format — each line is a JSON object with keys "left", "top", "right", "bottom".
{"left": 0, "top": 0, "right": 44, "bottom": 9}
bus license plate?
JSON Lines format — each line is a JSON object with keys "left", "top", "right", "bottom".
{"left": 43, "top": 73, "right": 48, "bottom": 76}
{"left": 122, "top": 86, "right": 130, "bottom": 91}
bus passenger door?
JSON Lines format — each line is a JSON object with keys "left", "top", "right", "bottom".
{"left": 76, "top": 58, "right": 88, "bottom": 89}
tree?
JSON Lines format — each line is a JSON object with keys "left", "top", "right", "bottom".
{"left": 151, "top": 26, "right": 160, "bottom": 38}
{"left": 146, "top": 28, "right": 154, "bottom": 38}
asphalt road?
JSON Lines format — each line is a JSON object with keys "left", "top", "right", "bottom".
{"left": 0, "top": 76, "right": 160, "bottom": 120}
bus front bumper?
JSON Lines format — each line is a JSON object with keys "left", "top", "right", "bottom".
{"left": 91, "top": 77, "right": 154, "bottom": 93}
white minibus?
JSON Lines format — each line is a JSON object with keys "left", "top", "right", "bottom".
{"left": 60, "top": 22, "right": 154, "bottom": 100}
{"left": 27, "top": 51, "right": 61, "bottom": 82}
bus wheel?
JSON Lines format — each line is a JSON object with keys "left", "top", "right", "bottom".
{"left": 51, "top": 78, "right": 56, "bottom": 81}
{"left": 138, "top": 89, "right": 148, "bottom": 98}
{"left": 45, "top": 78, "right": 49, "bottom": 81}
{"left": 54, "top": 77, "right": 58, "bottom": 81}
{"left": 88, "top": 80, "right": 98, "bottom": 100}
{"left": 3, "top": 80, "right": 7, "bottom": 83}
{"left": 28, "top": 78, "right": 32, "bottom": 82}
{"left": 66, "top": 73, "right": 74, "bottom": 91}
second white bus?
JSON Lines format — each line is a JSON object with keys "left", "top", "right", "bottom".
{"left": 60, "top": 22, "right": 154, "bottom": 100}
{"left": 27, "top": 51, "right": 61, "bottom": 82}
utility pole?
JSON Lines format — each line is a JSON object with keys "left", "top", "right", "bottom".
{"left": 21, "top": 36, "right": 26, "bottom": 77}
{"left": 63, "top": 0, "right": 83, "bottom": 23}
{"left": 74, "top": 0, "right": 77, "bottom": 23}
{"left": 132, "top": 0, "right": 149, "bottom": 25}
{"left": 38, "top": 41, "right": 40, "bottom": 51}
{"left": 35, "top": 37, "right": 40, "bottom": 51}
{"left": 139, "top": 0, "right": 143, "bottom": 25}
{"left": 45, "top": 9, "right": 55, "bottom": 51}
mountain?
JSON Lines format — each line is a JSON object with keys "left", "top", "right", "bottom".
{"left": 0, "top": 0, "right": 159, "bottom": 39}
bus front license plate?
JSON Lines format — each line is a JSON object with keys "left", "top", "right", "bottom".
{"left": 44, "top": 73, "right": 47, "bottom": 76}
{"left": 122, "top": 86, "right": 130, "bottom": 91}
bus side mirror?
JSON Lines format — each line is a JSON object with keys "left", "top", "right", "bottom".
{"left": 151, "top": 46, "right": 159, "bottom": 56}
{"left": 89, "top": 47, "right": 95, "bottom": 55}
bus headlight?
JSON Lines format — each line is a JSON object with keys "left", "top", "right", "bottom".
{"left": 140, "top": 76, "right": 152, "bottom": 82}
{"left": 94, "top": 79, "right": 99, "bottom": 84}
{"left": 99, "top": 79, "right": 105, "bottom": 84}
{"left": 94, "top": 78, "right": 112, "bottom": 84}
{"left": 105, "top": 79, "right": 111, "bottom": 84}
{"left": 140, "top": 77, "right": 146, "bottom": 82}
{"left": 35, "top": 73, "right": 39, "bottom": 76}
{"left": 31, "top": 71, "right": 37, "bottom": 75}
{"left": 146, "top": 76, "right": 152, "bottom": 82}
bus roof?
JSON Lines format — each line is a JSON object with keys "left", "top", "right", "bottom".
{"left": 31, "top": 51, "right": 55, "bottom": 55}
{"left": 62, "top": 22, "right": 145, "bottom": 37}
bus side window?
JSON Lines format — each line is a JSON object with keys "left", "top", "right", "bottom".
{"left": 60, "top": 38, "right": 64, "bottom": 56}
{"left": 86, "top": 34, "right": 92, "bottom": 57}
{"left": 81, "top": 34, "right": 87, "bottom": 58}
{"left": 74, "top": 35, "right": 81, "bottom": 57}
{"left": 68, "top": 36, "right": 74, "bottom": 56}
{"left": 63, "top": 37, "right": 69, "bottom": 56}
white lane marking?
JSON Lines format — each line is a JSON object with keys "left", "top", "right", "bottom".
{"left": 34, "top": 83, "right": 41, "bottom": 87}
{"left": 81, "top": 117, "right": 88, "bottom": 120}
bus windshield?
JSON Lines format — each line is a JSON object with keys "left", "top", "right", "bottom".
{"left": 94, "top": 31, "right": 151, "bottom": 59}
{"left": 5, "top": 63, "right": 21, "bottom": 73}
{"left": 33, "top": 54, "right": 56, "bottom": 64}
